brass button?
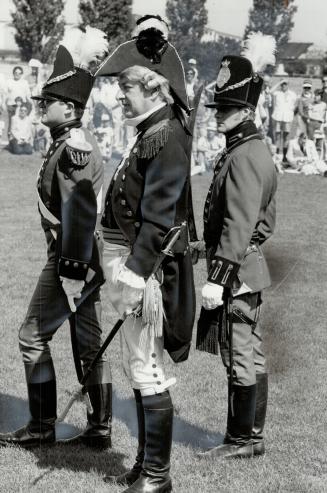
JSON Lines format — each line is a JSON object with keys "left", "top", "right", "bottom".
{"left": 152, "top": 364, "right": 156, "bottom": 368}
{"left": 134, "top": 221, "right": 140, "bottom": 227}
{"left": 121, "top": 199, "right": 126, "bottom": 206}
{"left": 151, "top": 353, "right": 156, "bottom": 358}
{"left": 153, "top": 373, "right": 158, "bottom": 378}
{"left": 133, "top": 148, "right": 138, "bottom": 154}
{"left": 122, "top": 174, "right": 126, "bottom": 181}
{"left": 83, "top": 264, "right": 88, "bottom": 269}
{"left": 73, "top": 262, "right": 79, "bottom": 268}
{"left": 119, "top": 187, "right": 123, "bottom": 193}
{"left": 127, "top": 211, "right": 132, "bottom": 217}
{"left": 65, "top": 260, "right": 70, "bottom": 266}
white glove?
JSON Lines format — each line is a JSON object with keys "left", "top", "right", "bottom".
{"left": 117, "top": 265, "right": 145, "bottom": 316}
{"left": 60, "top": 278, "right": 85, "bottom": 313}
{"left": 201, "top": 282, "right": 224, "bottom": 310}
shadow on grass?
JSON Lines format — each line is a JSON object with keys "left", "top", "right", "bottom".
{"left": 113, "top": 392, "right": 223, "bottom": 451}
{"left": 0, "top": 389, "right": 223, "bottom": 458}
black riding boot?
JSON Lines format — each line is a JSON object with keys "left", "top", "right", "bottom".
{"left": 123, "top": 391, "right": 173, "bottom": 493}
{"left": 104, "top": 389, "right": 145, "bottom": 486}
{"left": 252, "top": 373, "right": 268, "bottom": 456}
{"left": 200, "top": 384, "right": 256, "bottom": 459}
{"left": 60, "top": 383, "right": 112, "bottom": 449}
{"left": 0, "top": 363, "right": 57, "bottom": 448}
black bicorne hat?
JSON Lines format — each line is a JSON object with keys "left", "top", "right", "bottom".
{"left": 95, "top": 15, "right": 190, "bottom": 113}
{"left": 206, "top": 55, "right": 263, "bottom": 110}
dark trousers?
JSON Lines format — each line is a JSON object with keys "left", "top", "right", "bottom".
{"left": 19, "top": 232, "right": 111, "bottom": 386}
{"left": 9, "top": 138, "right": 33, "bottom": 155}
{"left": 219, "top": 292, "right": 265, "bottom": 387}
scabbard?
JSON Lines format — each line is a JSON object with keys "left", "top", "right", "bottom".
{"left": 225, "top": 288, "right": 234, "bottom": 416}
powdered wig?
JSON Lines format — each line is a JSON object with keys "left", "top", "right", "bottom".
{"left": 120, "top": 65, "right": 174, "bottom": 105}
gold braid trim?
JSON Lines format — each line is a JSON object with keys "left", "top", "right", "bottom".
{"left": 44, "top": 70, "right": 77, "bottom": 87}
{"left": 137, "top": 119, "right": 172, "bottom": 159}
{"left": 215, "top": 76, "right": 253, "bottom": 95}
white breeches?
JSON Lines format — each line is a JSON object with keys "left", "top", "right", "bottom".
{"left": 103, "top": 243, "right": 176, "bottom": 396}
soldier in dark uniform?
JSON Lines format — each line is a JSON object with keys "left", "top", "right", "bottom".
{"left": 196, "top": 53, "right": 277, "bottom": 459}
{"left": 0, "top": 29, "right": 112, "bottom": 449}
{"left": 96, "top": 15, "right": 196, "bottom": 493}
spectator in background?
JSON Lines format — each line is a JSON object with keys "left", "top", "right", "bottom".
{"left": 262, "top": 74, "right": 273, "bottom": 139}
{"left": 95, "top": 113, "right": 114, "bottom": 163}
{"left": 295, "top": 79, "right": 313, "bottom": 135}
{"left": 272, "top": 78, "right": 297, "bottom": 163}
{"left": 321, "top": 74, "right": 327, "bottom": 104}
{"left": 197, "top": 121, "right": 225, "bottom": 172}
{"left": 286, "top": 132, "right": 327, "bottom": 176}
{"left": 8, "top": 103, "right": 33, "bottom": 155}
{"left": 188, "top": 58, "right": 199, "bottom": 82}
{"left": 6, "top": 66, "right": 31, "bottom": 121}
{"left": 27, "top": 59, "right": 43, "bottom": 100}
{"left": 0, "top": 72, "right": 6, "bottom": 141}
{"left": 307, "top": 89, "right": 327, "bottom": 142}
{"left": 185, "top": 66, "right": 200, "bottom": 107}
{"left": 100, "top": 77, "right": 123, "bottom": 153}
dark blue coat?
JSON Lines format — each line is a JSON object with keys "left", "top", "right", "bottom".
{"left": 102, "top": 105, "right": 196, "bottom": 362}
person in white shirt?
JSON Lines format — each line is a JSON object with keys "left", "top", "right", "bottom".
{"left": 8, "top": 104, "right": 33, "bottom": 155}
{"left": 196, "top": 121, "right": 226, "bottom": 172}
{"left": 307, "top": 89, "right": 327, "bottom": 141}
{"left": 286, "top": 132, "right": 327, "bottom": 176}
{"left": 272, "top": 79, "right": 297, "bottom": 162}
{"left": 95, "top": 113, "right": 114, "bottom": 163}
{"left": 6, "top": 66, "right": 31, "bottom": 114}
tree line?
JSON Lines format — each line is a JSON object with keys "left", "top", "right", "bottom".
{"left": 11, "top": 0, "right": 297, "bottom": 81}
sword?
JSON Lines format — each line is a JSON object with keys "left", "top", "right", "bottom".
{"left": 57, "top": 222, "right": 186, "bottom": 422}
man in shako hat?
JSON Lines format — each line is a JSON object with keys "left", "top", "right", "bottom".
{"left": 196, "top": 33, "right": 277, "bottom": 459}
{"left": 96, "top": 14, "right": 196, "bottom": 493}
{"left": 0, "top": 28, "right": 113, "bottom": 449}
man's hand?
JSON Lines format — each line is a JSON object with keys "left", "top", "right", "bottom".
{"left": 60, "top": 278, "right": 85, "bottom": 313}
{"left": 117, "top": 265, "right": 145, "bottom": 316}
{"left": 201, "top": 282, "right": 224, "bottom": 310}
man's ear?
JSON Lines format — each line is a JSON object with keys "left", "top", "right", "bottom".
{"left": 150, "top": 87, "right": 160, "bottom": 100}
{"left": 64, "top": 101, "right": 74, "bottom": 117}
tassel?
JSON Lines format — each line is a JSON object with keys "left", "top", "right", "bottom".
{"left": 139, "top": 275, "right": 164, "bottom": 352}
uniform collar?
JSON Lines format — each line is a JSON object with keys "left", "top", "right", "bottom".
{"left": 124, "top": 102, "right": 167, "bottom": 127}
{"left": 136, "top": 104, "right": 172, "bottom": 133}
{"left": 225, "top": 121, "right": 260, "bottom": 151}
{"left": 50, "top": 119, "right": 82, "bottom": 140}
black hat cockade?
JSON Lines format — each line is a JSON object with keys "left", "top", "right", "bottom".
{"left": 95, "top": 15, "right": 190, "bottom": 113}
{"left": 32, "top": 27, "right": 108, "bottom": 109}
{"left": 206, "top": 32, "right": 276, "bottom": 110}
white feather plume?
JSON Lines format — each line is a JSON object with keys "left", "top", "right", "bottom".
{"left": 241, "top": 32, "right": 276, "bottom": 73}
{"left": 61, "top": 26, "right": 108, "bottom": 68}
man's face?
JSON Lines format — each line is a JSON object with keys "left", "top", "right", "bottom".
{"left": 186, "top": 70, "right": 195, "bottom": 83}
{"left": 19, "top": 107, "right": 28, "bottom": 119}
{"left": 215, "top": 106, "right": 246, "bottom": 133}
{"left": 38, "top": 99, "right": 70, "bottom": 128}
{"left": 299, "top": 134, "right": 307, "bottom": 146}
{"left": 13, "top": 69, "right": 23, "bottom": 81}
{"left": 281, "top": 82, "right": 288, "bottom": 92}
{"left": 117, "top": 76, "right": 150, "bottom": 118}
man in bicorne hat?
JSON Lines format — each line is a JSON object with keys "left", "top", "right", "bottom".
{"left": 97, "top": 14, "right": 196, "bottom": 493}
{"left": 0, "top": 28, "right": 112, "bottom": 450}
{"left": 196, "top": 53, "right": 277, "bottom": 459}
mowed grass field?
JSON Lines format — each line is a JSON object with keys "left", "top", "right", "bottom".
{"left": 1, "top": 148, "right": 327, "bottom": 493}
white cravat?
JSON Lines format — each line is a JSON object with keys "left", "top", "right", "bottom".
{"left": 124, "top": 102, "right": 167, "bottom": 127}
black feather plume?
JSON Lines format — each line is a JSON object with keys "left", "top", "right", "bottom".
{"left": 136, "top": 28, "right": 168, "bottom": 64}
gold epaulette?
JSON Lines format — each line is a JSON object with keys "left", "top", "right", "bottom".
{"left": 137, "top": 119, "right": 172, "bottom": 159}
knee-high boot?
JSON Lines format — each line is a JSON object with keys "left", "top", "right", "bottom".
{"left": 60, "top": 382, "right": 112, "bottom": 449}
{"left": 123, "top": 391, "right": 173, "bottom": 493}
{"left": 200, "top": 384, "right": 256, "bottom": 459}
{"left": 104, "top": 389, "right": 145, "bottom": 486}
{"left": 0, "top": 361, "right": 57, "bottom": 448}
{"left": 252, "top": 373, "right": 268, "bottom": 456}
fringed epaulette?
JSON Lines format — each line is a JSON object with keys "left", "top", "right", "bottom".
{"left": 137, "top": 119, "right": 172, "bottom": 159}
{"left": 65, "top": 128, "right": 92, "bottom": 169}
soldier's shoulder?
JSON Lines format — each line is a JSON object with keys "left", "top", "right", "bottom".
{"left": 137, "top": 118, "right": 173, "bottom": 159}
{"left": 62, "top": 128, "right": 93, "bottom": 169}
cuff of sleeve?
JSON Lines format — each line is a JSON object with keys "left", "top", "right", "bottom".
{"left": 58, "top": 257, "right": 89, "bottom": 281}
{"left": 117, "top": 264, "right": 146, "bottom": 289}
{"left": 208, "top": 256, "right": 240, "bottom": 287}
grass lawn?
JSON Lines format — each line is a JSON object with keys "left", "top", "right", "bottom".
{"left": 1, "top": 149, "right": 327, "bottom": 493}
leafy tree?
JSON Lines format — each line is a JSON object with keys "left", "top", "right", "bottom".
{"left": 244, "top": 0, "right": 297, "bottom": 59}
{"left": 11, "top": 0, "right": 65, "bottom": 63}
{"left": 79, "top": 0, "right": 133, "bottom": 52}
{"left": 166, "top": 0, "right": 208, "bottom": 55}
